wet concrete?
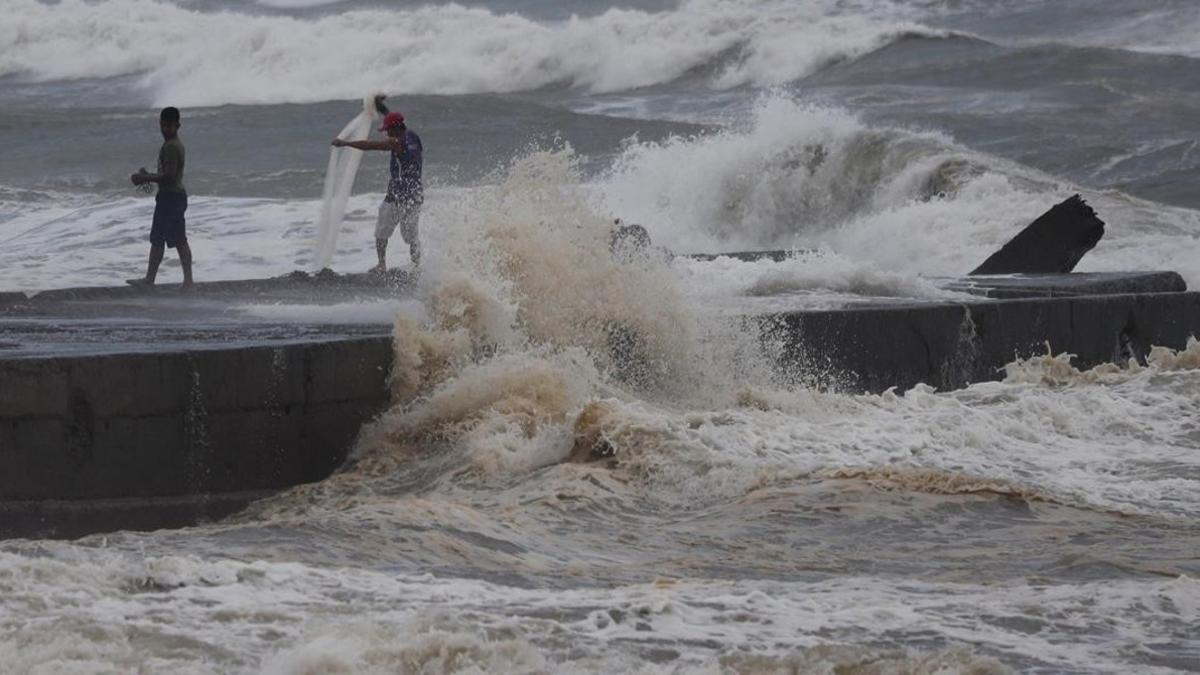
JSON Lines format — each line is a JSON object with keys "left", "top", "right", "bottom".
{"left": 936, "top": 271, "right": 1186, "bottom": 299}
{"left": 767, "top": 290, "right": 1200, "bottom": 393}
{"left": 0, "top": 270, "right": 408, "bottom": 358}
{"left": 1, "top": 336, "right": 393, "bottom": 538}
{"left": 1, "top": 271, "right": 405, "bottom": 538}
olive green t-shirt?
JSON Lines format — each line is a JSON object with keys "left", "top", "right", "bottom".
{"left": 157, "top": 137, "right": 186, "bottom": 194}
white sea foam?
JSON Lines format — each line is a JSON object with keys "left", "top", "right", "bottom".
{"left": 601, "top": 96, "right": 1200, "bottom": 285}
{"left": 256, "top": 0, "right": 348, "bottom": 8}
{"left": 0, "top": 192, "right": 396, "bottom": 291}
{"left": 1, "top": 545, "right": 1195, "bottom": 673}
{"left": 232, "top": 298, "right": 424, "bottom": 324}
{"left": 589, "top": 364, "right": 1200, "bottom": 517}
{"left": 0, "top": 0, "right": 941, "bottom": 107}
{"left": 673, "top": 249, "right": 966, "bottom": 304}
{"left": 601, "top": 97, "right": 1031, "bottom": 257}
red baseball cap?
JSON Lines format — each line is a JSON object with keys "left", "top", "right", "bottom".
{"left": 379, "top": 111, "right": 405, "bottom": 131}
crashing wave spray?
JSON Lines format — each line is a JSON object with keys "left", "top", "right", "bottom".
{"left": 347, "top": 146, "right": 786, "bottom": 477}
{"left": 312, "top": 95, "right": 380, "bottom": 271}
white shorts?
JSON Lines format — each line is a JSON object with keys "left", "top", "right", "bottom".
{"left": 375, "top": 199, "right": 421, "bottom": 242}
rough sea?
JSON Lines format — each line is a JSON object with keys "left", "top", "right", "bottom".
{"left": 2, "top": 0, "right": 1200, "bottom": 672}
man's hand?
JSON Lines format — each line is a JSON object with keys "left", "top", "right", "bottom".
{"left": 131, "top": 173, "right": 148, "bottom": 186}
{"left": 332, "top": 138, "right": 346, "bottom": 147}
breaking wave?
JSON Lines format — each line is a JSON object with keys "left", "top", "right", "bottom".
{"left": 602, "top": 97, "right": 1047, "bottom": 260}
{"left": 0, "top": 0, "right": 946, "bottom": 107}
{"left": 601, "top": 96, "right": 1200, "bottom": 284}
{"left": 346, "top": 146, "right": 780, "bottom": 482}
{"left": 247, "top": 144, "right": 1200, "bottom": 525}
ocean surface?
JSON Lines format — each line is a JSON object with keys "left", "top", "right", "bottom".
{"left": 2, "top": 0, "right": 1200, "bottom": 672}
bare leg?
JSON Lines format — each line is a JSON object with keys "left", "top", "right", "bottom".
{"left": 145, "top": 243, "right": 165, "bottom": 284}
{"left": 375, "top": 238, "right": 388, "bottom": 272}
{"left": 177, "top": 242, "right": 194, "bottom": 287}
{"left": 400, "top": 207, "right": 421, "bottom": 269}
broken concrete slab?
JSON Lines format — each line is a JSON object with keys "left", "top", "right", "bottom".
{"left": 971, "top": 195, "right": 1105, "bottom": 275}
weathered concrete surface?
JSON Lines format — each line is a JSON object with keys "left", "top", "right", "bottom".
{"left": 1, "top": 336, "right": 392, "bottom": 538}
{"left": 0, "top": 491, "right": 273, "bottom": 541}
{"left": 939, "top": 272, "right": 1187, "bottom": 298}
{"left": 766, "top": 291, "right": 1200, "bottom": 393}
{"left": 0, "top": 316, "right": 390, "bottom": 359}
{"left": 0, "top": 271, "right": 399, "bottom": 359}
{"left": 12, "top": 268, "right": 416, "bottom": 306}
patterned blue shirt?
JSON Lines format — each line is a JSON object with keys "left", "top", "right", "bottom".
{"left": 388, "top": 129, "right": 423, "bottom": 204}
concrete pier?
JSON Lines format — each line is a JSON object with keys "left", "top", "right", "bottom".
{"left": 1, "top": 274, "right": 398, "bottom": 538}
{"left": 0, "top": 337, "right": 392, "bottom": 538}
{"left": 2, "top": 266, "right": 1198, "bottom": 539}
{"left": 768, "top": 290, "right": 1200, "bottom": 393}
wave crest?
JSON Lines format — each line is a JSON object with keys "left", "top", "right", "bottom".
{"left": 1, "top": 0, "right": 943, "bottom": 106}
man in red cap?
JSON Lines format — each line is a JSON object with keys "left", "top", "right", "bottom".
{"left": 333, "top": 110, "right": 424, "bottom": 272}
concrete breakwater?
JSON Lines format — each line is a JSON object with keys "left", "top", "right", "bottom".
{"left": 2, "top": 268, "right": 1198, "bottom": 538}
{"left": 0, "top": 338, "right": 393, "bottom": 539}
{"left": 770, "top": 290, "right": 1200, "bottom": 393}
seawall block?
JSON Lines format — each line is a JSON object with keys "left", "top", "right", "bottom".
{"left": 1, "top": 337, "right": 393, "bottom": 537}
{"left": 767, "top": 292, "right": 1200, "bottom": 392}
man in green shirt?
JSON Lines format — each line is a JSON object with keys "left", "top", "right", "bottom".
{"left": 129, "top": 107, "right": 193, "bottom": 288}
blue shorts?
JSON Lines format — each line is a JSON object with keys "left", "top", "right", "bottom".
{"left": 150, "top": 192, "right": 188, "bottom": 248}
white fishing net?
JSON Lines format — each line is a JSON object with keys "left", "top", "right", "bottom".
{"left": 312, "top": 95, "right": 379, "bottom": 270}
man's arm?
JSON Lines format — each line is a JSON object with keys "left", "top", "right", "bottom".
{"left": 332, "top": 138, "right": 402, "bottom": 151}
{"left": 131, "top": 146, "right": 180, "bottom": 186}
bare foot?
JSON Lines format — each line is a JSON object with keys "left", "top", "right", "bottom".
{"left": 369, "top": 264, "right": 387, "bottom": 275}
{"left": 126, "top": 278, "right": 153, "bottom": 288}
